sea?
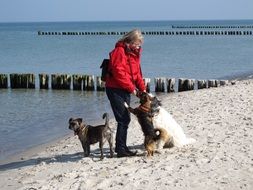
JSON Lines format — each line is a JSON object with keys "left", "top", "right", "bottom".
{"left": 0, "top": 20, "right": 253, "bottom": 162}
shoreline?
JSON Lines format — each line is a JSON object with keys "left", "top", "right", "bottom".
{"left": 0, "top": 75, "right": 252, "bottom": 166}
{"left": 0, "top": 72, "right": 249, "bottom": 165}
{"left": 0, "top": 133, "right": 73, "bottom": 167}
{"left": 0, "top": 78, "right": 252, "bottom": 189}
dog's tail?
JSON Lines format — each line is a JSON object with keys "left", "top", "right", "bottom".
{"left": 154, "top": 127, "right": 170, "bottom": 142}
{"left": 102, "top": 113, "right": 109, "bottom": 128}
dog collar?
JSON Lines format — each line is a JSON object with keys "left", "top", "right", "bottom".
{"left": 81, "top": 126, "right": 89, "bottom": 138}
{"left": 75, "top": 125, "right": 84, "bottom": 135}
{"left": 139, "top": 105, "right": 151, "bottom": 113}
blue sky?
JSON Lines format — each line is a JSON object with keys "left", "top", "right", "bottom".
{"left": 0, "top": 0, "right": 253, "bottom": 22}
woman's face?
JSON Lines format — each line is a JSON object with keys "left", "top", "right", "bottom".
{"left": 130, "top": 40, "right": 142, "bottom": 50}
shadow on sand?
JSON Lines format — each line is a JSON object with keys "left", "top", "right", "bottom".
{"left": 0, "top": 144, "right": 144, "bottom": 171}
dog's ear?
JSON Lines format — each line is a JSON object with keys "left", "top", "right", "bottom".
{"left": 153, "top": 97, "right": 162, "bottom": 106}
{"left": 69, "top": 118, "right": 74, "bottom": 123}
{"left": 156, "top": 97, "right": 162, "bottom": 105}
{"left": 77, "top": 118, "right": 83, "bottom": 124}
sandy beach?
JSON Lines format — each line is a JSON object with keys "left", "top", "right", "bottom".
{"left": 0, "top": 79, "right": 252, "bottom": 190}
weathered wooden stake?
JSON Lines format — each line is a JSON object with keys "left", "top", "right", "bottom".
{"left": 166, "top": 78, "right": 175, "bottom": 92}
{"left": 39, "top": 74, "right": 49, "bottom": 89}
{"left": 83, "top": 75, "right": 95, "bottom": 91}
{"left": 178, "top": 78, "right": 195, "bottom": 92}
{"left": 72, "top": 75, "right": 83, "bottom": 90}
{"left": 10, "top": 73, "right": 32, "bottom": 88}
{"left": 51, "top": 74, "right": 71, "bottom": 89}
{"left": 187, "top": 79, "right": 195, "bottom": 91}
{"left": 27, "top": 74, "right": 35, "bottom": 89}
{"left": 208, "top": 80, "right": 216, "bottom": 88}
{"left": 231, "top": 80, "right": 236, "bottom": 85}
{"left": 62, "top": 75, "right": 71, "bottom": 89}
{"left": 215, "top": 80, "right": 220, "bottom": 87}
{"left": 10, "top": 74, "right": 33, "bottom": 88}
{"left": 51, "top": 74, "right": 60, "bottom": 89}
{"left": 220, "top": 80, "right": 229, "bottom": 86}
{"left": 208, "top": 80, "right": 219, "bottom": 88}
{"left": 0, "top": 74, "right": 8, "bottom": 88}
{"left": 96, "top": 76, "right": 105, "bottom": 91}
{"left": 143, "top": 78, "right": 151, "bottom": 93}
{"left": 10, "top": 74, "right": 21, "bottom": 88}
{"left": 20, "top": 74, "right": 28, "bottom": 88}
{"left": 197, "top": 80, "right": 207, "bottom": 89}
{"left": 178, "top": 78, "right": 185, "bottom": 92}
{"left": 155, "top": 77, "right": 165, "bottom": 92}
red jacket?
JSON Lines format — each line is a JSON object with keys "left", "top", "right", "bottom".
{"left": 105, "top": 42, "right": 146, "bottom": 93}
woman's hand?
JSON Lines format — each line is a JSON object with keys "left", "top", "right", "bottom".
{"left": 132, "top": 89, "right": 137, "bottom": 96}
{"left": 133, "top": 89, "right": 146, "bottom": 97}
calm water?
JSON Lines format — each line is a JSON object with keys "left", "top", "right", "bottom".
{"left": 0, "top": 20, "right": 253, "bottom": 161}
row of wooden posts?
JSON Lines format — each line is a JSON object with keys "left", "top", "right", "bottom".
{"left": 0, "top": 73, "right": 232, "bottom": 92}
{"left": 38, "top": 30, "right": 253, "bottom": 36}
{"left": 171, "top": 25, "right": 253, "bottom": 29}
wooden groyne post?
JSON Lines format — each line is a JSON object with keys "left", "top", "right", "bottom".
{"left": 96, "top": 76, "right": 105, "bottom": 91}
{"left": 208, "top": 79, "right": 219, "bottom": 88}
{"left": 51, "top": 74, "right": 71, "bottom": 90}
{"left": 10, "top": 74, "right": 26, "bottom": 88}
{"left": 39, "top": 74, "right": 49, "bottom": 89}
{"left": 10, "top": 73, "right": 35, "bottom": 89}
{"left": 178, "top": 78, "right": 195, "bottom": 92}
{"left": 143, "top": 78, "right": 151, "bottom": 93}
{"left": 27, "top": 74, "right": 35, "bottom": 88}
{"left": 166, "top": 78, "right": 176, "bottom": 92}
{"left": 220, "top": 80, "right": 229, "bottom": 86}
{"left": 0, "top": 74, "right": 8, "bottom": 88}
{"left": 72, "top": 75, "right": 83, "bottom": 90}
{"left": 197, "top": 80, "right": 207, "bottom": 89}
{"left": 83, "top": 75, "right": 95, "bottom": 91}
{"left": 155, "top": 77, "right": 166, "bottom": 92}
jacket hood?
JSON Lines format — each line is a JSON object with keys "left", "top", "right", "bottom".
{"left": 115, "top": 41, "right": 125, "bottom": 48}
{"left": 115, "top": 41, "right": 141, "bottom": 57}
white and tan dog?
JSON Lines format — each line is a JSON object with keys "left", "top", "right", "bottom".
{"left": 148, "top": 93, "right": 196, "bottom": 147}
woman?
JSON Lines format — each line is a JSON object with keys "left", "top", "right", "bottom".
{"left": 105, "top": 29, "right": 146, "bottom": 157}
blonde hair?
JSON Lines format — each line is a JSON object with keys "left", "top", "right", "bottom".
{"left": 118, "top": 29, "right": 144, "bottom": 44}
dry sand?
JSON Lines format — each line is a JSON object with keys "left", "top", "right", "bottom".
{"left": 0, "top": 79, "right": 252, "bottom": 190}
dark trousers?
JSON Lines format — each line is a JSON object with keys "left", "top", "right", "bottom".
{"left": 106, "top": 87, "right": 131, "bottom": 153}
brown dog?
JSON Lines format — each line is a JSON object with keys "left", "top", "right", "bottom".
{"left": 124, "top": 92, "right": 174, "bottom": 157}
{"left": 68, "top": 113, "right": 113, "bottom": 159}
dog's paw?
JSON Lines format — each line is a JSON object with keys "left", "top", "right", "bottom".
{"left": 155, "top": 150, "right": 162, "bottom": 154}
{"left": 124, "top": 102, "right": 129, "bottom": 108}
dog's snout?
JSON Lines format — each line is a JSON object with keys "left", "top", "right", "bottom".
{"left": 68, "top": 123, "right": 75, "bottom": 130}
